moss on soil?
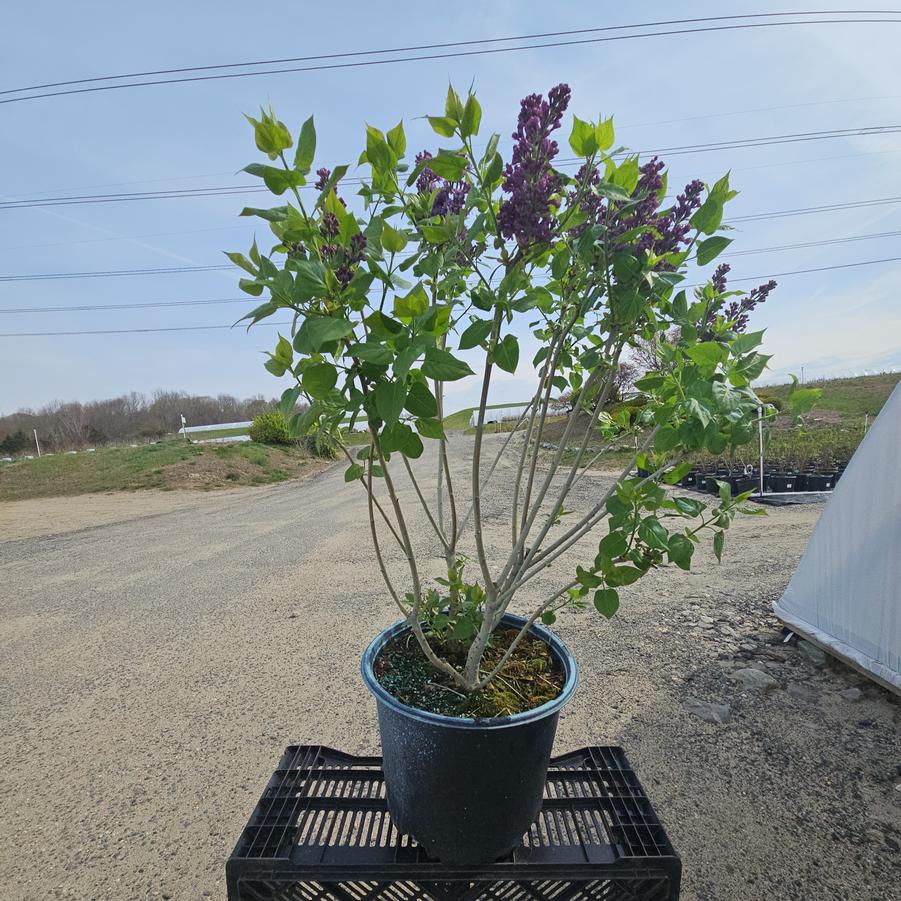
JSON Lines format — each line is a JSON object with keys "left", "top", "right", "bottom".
{"left": 375, "top": 627, "right": 564, "bottom": 718}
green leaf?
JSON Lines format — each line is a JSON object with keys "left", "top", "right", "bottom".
{"left": 595, "top": 116, "right": 615, "bottom": 150}
{"left": 593, "top": 588, "right": 620, "bottom": 618}
{"left": 240, "top": 205, "right": 289, "bottom": 222}
{"left": 404, "top": 381, "right": 439, "bottom": 418}
{"left": 278, "top": 386, "right": 302, "bottom": 418}
{"left": 686, "top": 341, "right": 725, "bottom": 370}
{"left": 365, "top": 125, "right": 395, "bottom": 174}
{"left": 394, "top": 284, "right": 429, "bottom": 321}
{"left": 541, "top": 610, "right": 557, "bottom": 625}
{"left": 696, "top": 235, "right": 732, "bottom": 266}
{"left": 386, "top": 120, "right": 406, "bottom": 157}
{"left": 293, "top": 259, "right": 328, "bottom": 297}
{"left": 294, "top": 115, "right": 316, "bottom": 173}
{"left": 459, "top": 318, "right": 493, "bottom": 350}
{"left": 576, "top": 566, "right": 604, "bottom": 589}
{"left": 349, "top": 342, "right": 393, "bottom": 365}
{"left": 238, "top": 279, "right": 264, "bottom": 298}
{"left": 225, "top": 250, "right": 258, "bottom": 276}
{"left": 638, "top": 517, "right": 669, "bottom": 551}
{"left": 667, "top": 534, "right": 695, "bottom": 571}
{"left": 492, "top": 334, "right": 519, "bottom": 373}
{"left": 568, "top": 115, "right": 597, "bottom": 156}
{"left": 245, "top": 108, "right": 292, "bottom": 157}
{"left": 421, "top": 347, "right": 474, "bottom": 381}
{"left": 344, "top": 463, "right": 364, "bottom": 482}
{"left": 416, "top": 417, "right": 445, "bottom": 439}
{"left": 381, "top": 222, "right": 408, "bottom": 253}
{"left": 375, "top": 380, "right": 407, "bottom": 424}
{"left": 393, "top": 346, "right": 421, "bottom": 379}
{"left": 302, "top": 362, "right": 338, "bottom": 399}
{"left": 713, "top": 530, "right": 725, "bottom": 562}
{"left": 597, "top": 530, "right": 628, "bottom": 563}
{"left": 445, "top": 84, "right": 464, "bottom": 121}
{"left": 731, "top": 330, "right": 765, "bottom": 356}
{"left": 427, "top": 116, "right": 457, "bottom": 138}
{"left": 673, "top": 496, "right": 706, "bottom": 518}
{"left": 611, "top": 156, "right": 640, "bottom": 193}
{"left": 461, "top": 94, "right": 482, "bottom": 137}
{"left": 428, "top": 152, "right": 468, "bottom": 181}
{"left": 294, "top": 315, "right": 355, "bottom": 353}
{"left": 690, "top": 173, "right": 735, "bottom": 235}
{"left": 605, "top": 566, "right": 643, "bottom": 587}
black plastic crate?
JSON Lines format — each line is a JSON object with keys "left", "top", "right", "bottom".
{"left": 227, "top": 745, "right": 681, "bottom": 900}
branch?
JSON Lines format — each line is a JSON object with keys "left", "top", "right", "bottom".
{"left": 366, "top": 458, "right": 410, "bottom": 618}
{"left": 401, "top": 455, "right": 450, "bottom": 550}
{"left": 456, "top": 399, "right": 534, "bottom": 539}
{"left": 474, "top": 579, "right": 579, "bottom": 690}
{"left": 338, "top": 442, "right": 404, "bottom": 548}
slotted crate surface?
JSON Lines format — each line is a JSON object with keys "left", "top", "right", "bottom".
{"left": 227, "top": 745, "right": 681, "bottom": 900}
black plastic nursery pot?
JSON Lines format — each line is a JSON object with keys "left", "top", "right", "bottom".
{"left": 765, "top": 472, "right": 797, "bottom": 492}
{"left": 361, "top": 613, "right": 578, "bottom": 866}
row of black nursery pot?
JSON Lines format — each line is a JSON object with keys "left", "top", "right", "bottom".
{"left": 637, "top": 462, "right": 848, "bottom": 494}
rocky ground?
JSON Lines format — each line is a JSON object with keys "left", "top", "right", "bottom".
{"left": 0, "top": 433, "right": 898, "bottom": 900}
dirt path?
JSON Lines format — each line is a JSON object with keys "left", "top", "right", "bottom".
{"left": 0, "top": 435, "right": 898, "bottom": 900}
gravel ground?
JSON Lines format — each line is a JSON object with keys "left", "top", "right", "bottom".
{"left": 1, "top": 434, "right": 898, "bottom": 900}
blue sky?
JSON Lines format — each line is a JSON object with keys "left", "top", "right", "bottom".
{"left": 2, "top": 2, "right": 900, "bottom": 416}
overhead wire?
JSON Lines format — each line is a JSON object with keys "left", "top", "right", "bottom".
{"left": 3, "top": 14, "right": 901, "bottom": 105}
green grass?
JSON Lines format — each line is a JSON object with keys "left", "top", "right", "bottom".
{"left": 443, "top": 401, "right": 530, "bottom": 431}
{"left": 0, "top": 440, "right": 317, "bottom": 502}
{"left": 762, "top": 372, "right": 900, "bottom": 425}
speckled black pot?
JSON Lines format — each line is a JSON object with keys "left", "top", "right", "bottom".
{"left": 361, "top": 613, "right": 578, "bottom": 865}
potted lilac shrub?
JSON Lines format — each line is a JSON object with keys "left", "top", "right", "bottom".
{"left": 230, "top": 83, "right": 777, "bottom": 863}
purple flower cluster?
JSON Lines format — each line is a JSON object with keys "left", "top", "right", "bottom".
{"left": 651, "top": 179, "right": 704, "bottom": 257}
{"left": 321, "top": 231, "right": 367, "bottom": 288}
{"left": 712, "top": 263, "right": 730, "bottom": 294}
{"left": 723, "top": 279, "right": 777, "bottom": 332}
{"left": 415, "top": 150, "right": 471, "bottom": 216}
{"left": 314, "top": 167, "right": 331, "bottom": 191}
{"left": 569, "top": 155, "right": 702, "bottom": 267}
{"left": 497, "top": 83, "right": 571, "bottom": 247}
{"left": 319, "top": 211, "right": 340, "bottom": 238}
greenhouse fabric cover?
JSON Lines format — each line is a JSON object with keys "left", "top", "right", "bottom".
{"left": 774, "top": 381, "right": 901, "bottom": 690}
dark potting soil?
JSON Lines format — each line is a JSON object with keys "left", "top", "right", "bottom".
{"left": 374, "top": 627, "right": 565, "bottom": 718}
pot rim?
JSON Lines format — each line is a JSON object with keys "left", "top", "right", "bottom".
{"left": 361, "top": 612, "right": 578, "bottom": 730}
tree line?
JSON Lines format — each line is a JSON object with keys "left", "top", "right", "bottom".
{"left": 0, "top": 390, "right": 280, "bottom": 455}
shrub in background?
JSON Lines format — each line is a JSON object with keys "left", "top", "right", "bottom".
{"left": 249, "top": 410, "right": 292, "bottom": 445}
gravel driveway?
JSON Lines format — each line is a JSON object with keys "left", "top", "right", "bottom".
{"left": 1, "top": 434, "right": 898, "bottom": 900}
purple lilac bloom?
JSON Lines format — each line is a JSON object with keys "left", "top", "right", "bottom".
{"left": 432, "top": 180, "right": 471, "bottom": 216}
{"left": 497, "top": 83, "right": 572, "bottom": 247}
{"left": 712, "top": 263, "right": 731, "bottom": 294}
{"left": 415, "top": 151, "right": 440, "bottom": 194}
{"left": 724, "top": 279, "right": 777, "bottom": 332}
{"left": 415, "top": 150, "right": 471, "bottom": 216}
{"left": 314, "top": 167, "right": 331, "bottom": 190}
{"left": 320, "top": 212, "right": 340, "bottom": 238}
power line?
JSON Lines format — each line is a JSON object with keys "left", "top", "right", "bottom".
{"left": 0, "top": 297, "right": 249, "bottom": 314}
{"left": 3, "top": 13, "right": 861, "bottom": 96}
{"left": 0, "top": 322, "right": 291, "bottom": 337}
{"left": 724, "top": 229, "right": 901, "bottom": 257}
{"left": 3, "top": 202, "right": 901, "bottom": 283}
{"left": 0, "top": 264, "right": 235, "bottom": 282}
{"left": 4, "top": 124, "right": 901, "bottom": 212}
{"left": 3, "top": 15, "right": 901, "bottom": 105}
{"left": 732, "top": 196, "right": 901, "bottom": 222}
{"left": 3, "top": 254, "right": 901, "bottom": 336}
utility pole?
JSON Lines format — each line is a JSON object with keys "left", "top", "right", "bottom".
{"left": 801, "top": 365, "right": 805, "bottom": 385}
{"left": 757, "top": 406, "right": 765, "bottom": 496}
{"left": 180, "top": 413, "right": 189, "bottom": 443}
{"left": 33, "top": 429, "right": 42, "bottom": 457}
